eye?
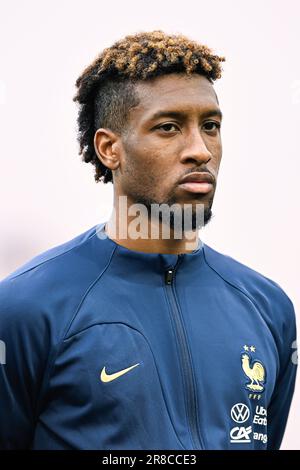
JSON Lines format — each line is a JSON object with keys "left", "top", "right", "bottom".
{"left": 202, "top": 121, "right": 221, "bottom": 132}
{"left": 156, "top": 122, "right": 179, "bottom": 132}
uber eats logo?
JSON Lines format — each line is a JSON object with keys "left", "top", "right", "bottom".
{"left": 253, "top": 405, "right": 267, "bottom": 426}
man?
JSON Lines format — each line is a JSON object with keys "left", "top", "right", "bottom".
{"left": 0, "top": 30, "right": 297, "bottom": 450}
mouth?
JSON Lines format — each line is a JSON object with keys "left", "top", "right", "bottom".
{"left": 178, "top": 172, "right": 214, "bottom": 194}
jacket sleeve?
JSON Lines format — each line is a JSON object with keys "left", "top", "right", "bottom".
{"left": 0, "top": 275, "right": 51, "bottom": 449}
{"left": 267, "top": 297, "right": 298, "bottom": 450}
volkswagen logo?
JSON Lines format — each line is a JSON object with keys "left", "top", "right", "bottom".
{"left": 231, "top": 403, "right": 250, "bottom": 423}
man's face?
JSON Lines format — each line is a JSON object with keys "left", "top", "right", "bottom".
{"left": 116, "top": 72, "right": 223, "bottom": 230}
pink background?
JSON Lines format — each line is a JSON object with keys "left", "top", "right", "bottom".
{"left": 0, "top": 0, "right": 299, "bottom": 449}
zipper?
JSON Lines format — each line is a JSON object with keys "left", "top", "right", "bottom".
{"left": 164, "top": 255, "right": 203, "bottom": 450}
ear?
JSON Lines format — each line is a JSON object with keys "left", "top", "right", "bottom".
{"left": 94, "top": 128, "right": 120, "bottom": 171}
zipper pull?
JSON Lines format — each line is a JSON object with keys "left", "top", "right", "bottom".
{"left": 165, "top": 268, "right": 174, "bottom": 285}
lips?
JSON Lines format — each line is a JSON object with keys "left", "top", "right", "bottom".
{"left": 178, "top": 172, "right": 214, "bottom": 194}
{"left": 179, "top": 172, "right": 214, "bottom": 185}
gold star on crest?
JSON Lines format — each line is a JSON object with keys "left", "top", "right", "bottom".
{"left": 250, "top": 346, "right": 256, "bottom": 352}
{"left": 243, "top": 345, "right": 249, "bottom": 351}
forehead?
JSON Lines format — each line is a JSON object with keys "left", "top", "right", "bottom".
{"left": 131, "top": 73, "right": 219, "bottom": 122}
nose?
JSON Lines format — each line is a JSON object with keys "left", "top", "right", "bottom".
{"left": 179, "top": 128, "right": 212, "bottom": 165}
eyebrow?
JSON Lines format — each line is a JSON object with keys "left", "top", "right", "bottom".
{"left": 147, "top": 108, "right": 223, "bottom": 122}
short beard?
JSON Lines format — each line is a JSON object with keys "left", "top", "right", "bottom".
{"left": 158, "top": 205, "right": 213, "bottom": 233}
{"left": 127, "top": 193, "right": 214, "bottom": 234}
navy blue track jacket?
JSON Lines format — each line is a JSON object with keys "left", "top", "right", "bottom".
{"left": 0, "top": 222, "right": 297, "bottom": 449}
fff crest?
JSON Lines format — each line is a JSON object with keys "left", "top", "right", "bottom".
{"left": 241, "top": 345, "right": 267, "bottom": 396}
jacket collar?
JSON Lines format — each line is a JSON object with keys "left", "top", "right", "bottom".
{"left": 95, "top": 221, "right": 204, "bottom": 272}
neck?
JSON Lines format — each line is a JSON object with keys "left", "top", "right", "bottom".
{"left": 105, "top": 200, "right": 201, "bottom": 255}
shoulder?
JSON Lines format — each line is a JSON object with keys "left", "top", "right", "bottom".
{"left": 0, "top": 224, "right": 114, "bottom": 341}
{"left": 202, "top": 244, "right": 296, "bottom": 339}
{"left": 2, "top": 224, "right": 98, "bottom": 281}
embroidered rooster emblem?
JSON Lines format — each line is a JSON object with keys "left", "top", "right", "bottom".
{"left": 241, "top": 353, "right": 266, "bottom": 392}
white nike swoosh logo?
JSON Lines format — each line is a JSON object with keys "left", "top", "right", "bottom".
{"left": 100, "top": 363, "right": 140, "bottom": 382}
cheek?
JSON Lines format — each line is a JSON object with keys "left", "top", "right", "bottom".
{"left": 206, "top": 134, "right": 222, "bottom": 154}
{"left": 122, "top": 149, "right": 160, "bottom": 194}
{"left": 125, "top": 142, "right": 167, "bottom": 178}
{"left": 208, "top": 139, "right": 222, "bottom": 167}
{"left": 136, "top": 159, "right": 171, "bottom": 200}
{"left": 122, "top": 137, "right": 176, "bottom": 193}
